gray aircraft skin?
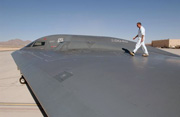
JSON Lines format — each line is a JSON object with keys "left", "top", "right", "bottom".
{"left": 12, "top": 35, "right": 180, "bottom": 117}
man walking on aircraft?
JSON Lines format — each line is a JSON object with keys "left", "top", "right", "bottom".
{"left": 130, "top": 22, "right": 149, "bottom": 57}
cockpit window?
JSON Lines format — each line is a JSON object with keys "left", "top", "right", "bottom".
{"left": 33, "top": 41, "right": 45, "bottom": 47}
{"left": 26, "top": 42, "right": 34, "bottom": 47}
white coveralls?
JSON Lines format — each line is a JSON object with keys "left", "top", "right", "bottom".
{"left": 133, "top": 26, "right": 149, "bottom": 55}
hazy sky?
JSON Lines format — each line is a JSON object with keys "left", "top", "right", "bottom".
{"left": 0, "top": 0, "right": 180, "bottom": 43}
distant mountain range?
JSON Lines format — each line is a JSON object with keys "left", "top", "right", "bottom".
{"left": 0, "top": 39, "right": 31, "bottom": 47}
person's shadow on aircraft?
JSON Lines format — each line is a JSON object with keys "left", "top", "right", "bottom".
{"left": 122, "top": 48, "right": 130, "bottom": 54}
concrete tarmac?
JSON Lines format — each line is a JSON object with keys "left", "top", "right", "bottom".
{"left": 0, "top": 51, "right": 42, "bottom": 117}
{"left": 159, "top": 48, "right": 180, "bottom": 56}
{"left": 0, "top": 49, "right": 179, "bottom": 117}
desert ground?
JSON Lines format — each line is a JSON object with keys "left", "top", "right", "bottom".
{"left": 0, "top": 47, "right": 21, "bottom": 51}
{"left": 0, "top": 49, "right": 179, "bottom": 117}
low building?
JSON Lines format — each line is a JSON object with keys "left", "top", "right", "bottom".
{"left": 152, "top": 39, "right": 180, "bottom": 48}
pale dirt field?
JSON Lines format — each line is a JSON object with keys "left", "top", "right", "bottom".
{"left": 0, "top": 49, "right": 179, "bottom": 117}
{"left": 0, "top": 47, "right": 21, "bottom": 51}
{"left": 0, "top": 51, "right": 43, "bottom": 117}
